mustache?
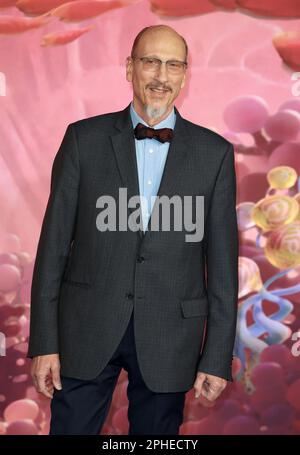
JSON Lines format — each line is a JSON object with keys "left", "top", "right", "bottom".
{"left": 148, "top": 85, "right": 171, "bottom": 91}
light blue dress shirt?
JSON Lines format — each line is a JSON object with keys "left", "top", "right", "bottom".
{"left": 130, "top": 102, "right": 176, "bottom": 232}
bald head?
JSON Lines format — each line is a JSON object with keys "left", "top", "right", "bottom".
{"left": 126, "top": 24, "right": 188, "bottom": 126}
{"left": 131, "top": 25, "right": 188, "bottom": 63}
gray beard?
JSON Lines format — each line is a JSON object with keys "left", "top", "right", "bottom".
{"left": 144, "top": 104, "right": 168, "bottom": 120}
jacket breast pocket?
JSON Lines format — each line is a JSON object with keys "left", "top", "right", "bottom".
{"left": 180, "top": 295, "right": 208, "bottom": 318}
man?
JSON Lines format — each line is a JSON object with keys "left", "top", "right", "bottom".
{"left": 27, "top": 24, "right": 239, "bottom": 435}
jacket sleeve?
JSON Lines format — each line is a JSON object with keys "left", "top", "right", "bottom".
{"left": 26, "top": 123, "right": 80, "bottom": 358}
{"left": 197, "top": 142, "right": 239, "bottom": 381}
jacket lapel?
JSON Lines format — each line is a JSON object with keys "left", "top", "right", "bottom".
{"left": 110, "top": 103, "right": 143, "bottom": 238}
{"left": 110, "top": 102, "right": 190, "bottom": 241}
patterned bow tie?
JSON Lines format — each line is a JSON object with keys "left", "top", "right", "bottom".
{"left": 134, "top": 122, "right": 173, "bottom": 143}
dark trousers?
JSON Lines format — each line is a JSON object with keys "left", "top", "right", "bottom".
{"left": 49, "top": 311, "right": 186, "bottom": 435}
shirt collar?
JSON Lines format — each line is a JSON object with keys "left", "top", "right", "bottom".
{"left": 130, "top": 101, "right": 176, "bottom": 130}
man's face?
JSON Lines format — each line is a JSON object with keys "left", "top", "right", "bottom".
{"left": 126, "top": 30, "right": 187, "bottom": 122}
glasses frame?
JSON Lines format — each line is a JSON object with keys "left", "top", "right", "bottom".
{"left": 131, "top": 55, "right": 188, "bottom": 73}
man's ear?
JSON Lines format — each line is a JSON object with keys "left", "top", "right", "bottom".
{"left": 180, "top": 73, "right": 186, "bottom": 89}
{"left": 126, "top": 56, "right": 133, "bottom": 83}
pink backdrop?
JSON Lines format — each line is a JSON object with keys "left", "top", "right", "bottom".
{"left": 1, "top": 0, "right": 300, "bottom": 435}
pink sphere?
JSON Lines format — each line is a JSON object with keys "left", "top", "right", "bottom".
{"left": 250, "top": 384, "right": 286, "bottom": 413}
{"left": 251, "top": 362, "right": 285, "bottom": 388}
{"left": 264, "top": 110, "right": 300, "bottom": 142}
{"left": 6, "top": 419, "right": 38, "bottom": 435}
{"left": 286, "top": 379, "right": 300, "bottom": 411}
{"left": 0, "top": 253, "right": 20, "bottom": 267}
{"left": 4, "top": 399, "right": 39, "bottom": 422}
{"left": 279, "top": 99, "right": 300, "bottom": 114}
{"left": 0, "top": 264, "right": 22, "bottom": 293}
{"left": 224, "top": 96, "right": 269, "bottom": 133}
{"left": 260, "top": 403, "right": 294, "bottom": 427}
{"left": 260, "top": 345, "right": 293, "bottom": 369}
{"left": 268, "top": 143, "right": 300, "bottom": 175}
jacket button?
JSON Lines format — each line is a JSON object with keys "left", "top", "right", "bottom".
{"left": 137, "top": 256, "right": 145, "bottom": 263}
{"left": 126, "top": 293, "right": 134, "bottom": 300}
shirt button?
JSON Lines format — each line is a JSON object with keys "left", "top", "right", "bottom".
{"left": 137, "top": 256, "right": 145, "bottom": 263}
{"left": 147, "top": 179, "right": 152, "bottom": 185}
{"left": 126, "top": 293, "right": 134, "bottom": 300}
{"left": 149, "top": 149, "right": 153, "bottom": 154}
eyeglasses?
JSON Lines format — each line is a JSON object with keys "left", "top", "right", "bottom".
{"left": 131, "top": 56, "right": 188, "bottom": 75}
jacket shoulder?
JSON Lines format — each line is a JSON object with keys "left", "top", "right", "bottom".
{"left": 68, "top": 109, "right": 122, "bottom": 134}
{"left": 183, "top": 117, "right": 233, "bottom": 151}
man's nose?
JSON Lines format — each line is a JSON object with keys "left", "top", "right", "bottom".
{"left": 155, "top": 62, "right": 169, "bottom": 83}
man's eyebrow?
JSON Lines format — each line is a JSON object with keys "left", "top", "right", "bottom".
{"left": 142, "top": 55, "right": 183, "bottom": 60}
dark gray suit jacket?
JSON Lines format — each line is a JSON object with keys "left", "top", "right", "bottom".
{"left": 27, "top": 102, "right": 239, "bottom": 393}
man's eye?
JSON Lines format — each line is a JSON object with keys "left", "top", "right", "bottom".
{"left": 147, "top": 59, "right": 156, "bottom": 64}
{"left": 169, "top": 62, "right": 180, "bottom": 68}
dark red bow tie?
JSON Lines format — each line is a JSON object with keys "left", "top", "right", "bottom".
{"left": 134, "top": 122, "right": 173, "bottom": 143}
